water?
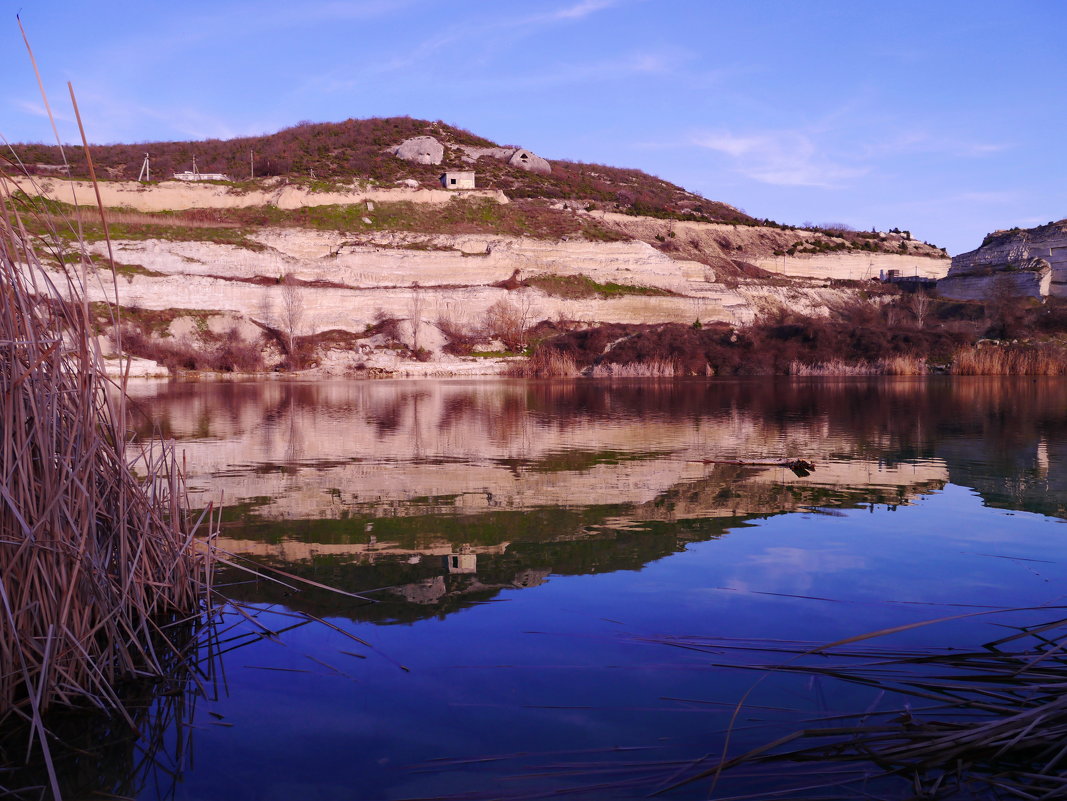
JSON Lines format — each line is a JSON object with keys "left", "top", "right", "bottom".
{"left": 56, "top": 378, "right": 1067, "bottom": 798}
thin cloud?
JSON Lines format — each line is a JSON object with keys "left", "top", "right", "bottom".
{"left": 364, "top": 0, "right": 628, "bottom": 77}
{"left": 864, "top": 130, "right": 1010, "bottom": 159}
{"left": 550, "top": 0, "right": 620, "bottom": 20}
{"left": 693, "top": 130, "right": 868, "bottom": 189}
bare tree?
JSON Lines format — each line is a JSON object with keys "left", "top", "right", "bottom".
{"left": 408, "top": 283, "right": 424, "bottom": 353}
{"left": 909, "top": 291, "right": 932, "bottom": 328}
{"left": 280, "top": 273, "right": 304, "bottom": 368}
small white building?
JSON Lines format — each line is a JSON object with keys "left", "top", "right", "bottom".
{"left": 173, "top": 170, "right": 231, "bottom": 182}
{"left": 440, "top": 170, "right": 475, "bottom": 190}
{"left": 173, "top": 157, "right": 230, "bottom": 182}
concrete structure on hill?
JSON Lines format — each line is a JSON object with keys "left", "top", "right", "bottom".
{"left": 938, "top": 221, "right": 1067, "bottom": 301}
{"left": 173, "top": 171, "right": 230, "bottom": 182}
{"left": 173, "top": 157, "right": 229, "bottom": 182}
{"left": 393, "top": 136, "right": 445, "bottom": 165}
{"left": 506, "top": 148, "right": 552, "bottom": 174}
{"left": 457, "top": 144, "right": 552, "bottom": 174}
{"left": 392, "top": 136, "right": 553, "bottom": 175}
{"left": 440, "top": 170, "right": 475, "bottom": 189}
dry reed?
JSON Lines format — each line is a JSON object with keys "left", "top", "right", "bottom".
{"left": 588, "top": 358, "right": 679, "bottom": 378}
{"left": 951, "top": 342, "right": 1067, "bottom": 375}
{"left": 790, "top": 356, "right": 927, "bottom": 376}
{"left": 507, "top": 348, "right": 579, "bottom": 378}
{"left": 33, "top": 209, "right": 240, "bottom": 230}
{"left": 0, "top": 172, "right": 215, "bottom": 793}
{"left": 643, "top": 610, "right": 1067, "bottom": 799}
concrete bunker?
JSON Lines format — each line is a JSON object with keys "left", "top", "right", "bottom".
{"left": 440, "top": 170, "right": 476, "bottom": 189}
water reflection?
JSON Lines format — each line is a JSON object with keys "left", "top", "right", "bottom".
{"left": 122, "top": 377, "right": 1067, "bottom": 627}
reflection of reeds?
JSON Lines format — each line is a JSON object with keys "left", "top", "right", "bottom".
{"left": 951, "top": 342, "right": 1067, "bottom": 375}
{"left": 0, "top": 163, "right": 213, "bottom": 791}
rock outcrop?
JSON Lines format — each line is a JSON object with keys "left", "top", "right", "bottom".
{"left": 393, "top": 136, "right": 445, "bottom": 165}
{"left": 938, "top": 220, "right": 1067, "bottom": 301}
{"left": 456, "top": 145, "right": 552, "bottom": 174}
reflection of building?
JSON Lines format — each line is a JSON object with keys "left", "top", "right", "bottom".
{"left": 445, "top": 549, "right": 477, "bottom": 574}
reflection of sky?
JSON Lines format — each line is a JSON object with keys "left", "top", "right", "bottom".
{"left": 168, "top": 484, "right": 1067, "bottom": 801}
{"left": 118, "top": 378, "right": 1067, "bottom": 799}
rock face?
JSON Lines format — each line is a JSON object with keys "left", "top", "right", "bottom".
{"left": 81, "top": 231, "right": 738, "bottom": 338}
{"left": 393, "top": 136, "right": 445, "bottom": 165}
{"left": 938, "top": 221, "right": 1067, "bottom": 300}
{"left": 506, "top": 149, "right": 552, "bottom": 174}
{"left": 585, "top": 211, "right": 951, "bottom": 281}
{"left": 13, "top": 177, "right": 507, "bottom": 211}
{"left": 456, "top": 145, "right": 552, "bottom": 174}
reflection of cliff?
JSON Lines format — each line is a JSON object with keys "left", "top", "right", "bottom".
{"left": 129, "top": 379, "right": 951, "bottom": 521}
{"left": 931, "top": 379, "right": 1067, "bottom": 518}
{"left": 137, "top": 376, "right": 1067, "bottom": 623}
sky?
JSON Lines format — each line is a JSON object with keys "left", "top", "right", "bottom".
{"left": 2, "top": 0, "right": 1064, "bottom": 254}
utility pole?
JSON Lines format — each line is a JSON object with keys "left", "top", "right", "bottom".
{"left": 137, "top": 152, "right": 150, "bottom": 182}
{"left": 250, "top": 149, "right": 254, "bottom": 180}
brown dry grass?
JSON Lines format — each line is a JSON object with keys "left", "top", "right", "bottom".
{"left": 790, "top": 356, "right": 927, "bottom": 376}
{"left": 950, "top": 342, "right": 1067, "bottom": 375}
{"left": 507, "top": 348, "right": 579, "bottom": 377}
{"left": 0, "top": 169, "right": 216, "bottom": 794}
{"left": 588, "top": 358, "right": 681, "bottom": 377}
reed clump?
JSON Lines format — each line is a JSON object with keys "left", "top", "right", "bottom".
{"left": 507, "top": 347, "right": 579, "bottom": 377}
{"left": 0, "top": 177, "right": 214, "bottom": 782}
{"left": 950, "top": 341, "right": 1067, "bottom": 375}
{"left": 790, "top": 355, "right": 927, "bottom": 376}
{"left": 587, "top": 357, "right": 680, "bottom": 378}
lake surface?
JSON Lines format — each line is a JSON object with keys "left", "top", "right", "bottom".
{"left": 62, "top": 378, "right": 1067, "bottom": 798}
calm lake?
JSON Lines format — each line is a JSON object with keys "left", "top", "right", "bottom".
{"left": 70, "top": 378, "right": 1067, "bottom": 798}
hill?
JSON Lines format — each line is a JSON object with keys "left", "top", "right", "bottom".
{"left": 10, "top": 116, "right": 756, "bottom": 225}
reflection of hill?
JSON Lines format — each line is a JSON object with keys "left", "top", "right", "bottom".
{"left": 130, "top": 376, "right": 1067, "bottom": 623}
{"left": 129, "top": 379, "right": 950, "bottom": 519}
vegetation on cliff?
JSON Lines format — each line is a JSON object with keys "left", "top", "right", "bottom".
{"left": 524, "top": 291, "right": 1067, "bottom": 377}
{"left": 10, "top": 116, "right": 755, "bottom": 225}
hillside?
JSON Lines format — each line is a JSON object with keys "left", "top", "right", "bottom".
{"left": 11, "top": 116, "right": 756, "bottom": 225}
{"left": 5, "top": 117, "right": 963, "bottom": 379}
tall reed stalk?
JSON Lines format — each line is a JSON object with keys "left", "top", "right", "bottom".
{"left": 0, "top": 169, "right": 215, "bottom": 793}
{"left": 951, "top": 342, "right": 1067, "bottom": 375}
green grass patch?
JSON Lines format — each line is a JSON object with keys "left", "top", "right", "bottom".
{"left": 524, "top": 273, "right": 674, "bottom": 299}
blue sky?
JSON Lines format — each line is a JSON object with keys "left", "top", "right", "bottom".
{"left": 3, "top": 0, "right": 1063, "bottom": 254}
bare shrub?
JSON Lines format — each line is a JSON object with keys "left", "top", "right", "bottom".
{"left": 211, "top": 327, "right": 265, "bottom": 372}
{"left": 116, "top": 325, "right": 264, "bottom": 373}
{"left": 984, "top": 275, "right": 1033, "bottom": 340}
{"left": 370, "top": 308, "right": 402, "bottom": 341}
{"left": 484, "top": 297, "right": 529, "bottom": 350}
{"left": 437, "top": 312, "right": 484, "bottom": 356}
